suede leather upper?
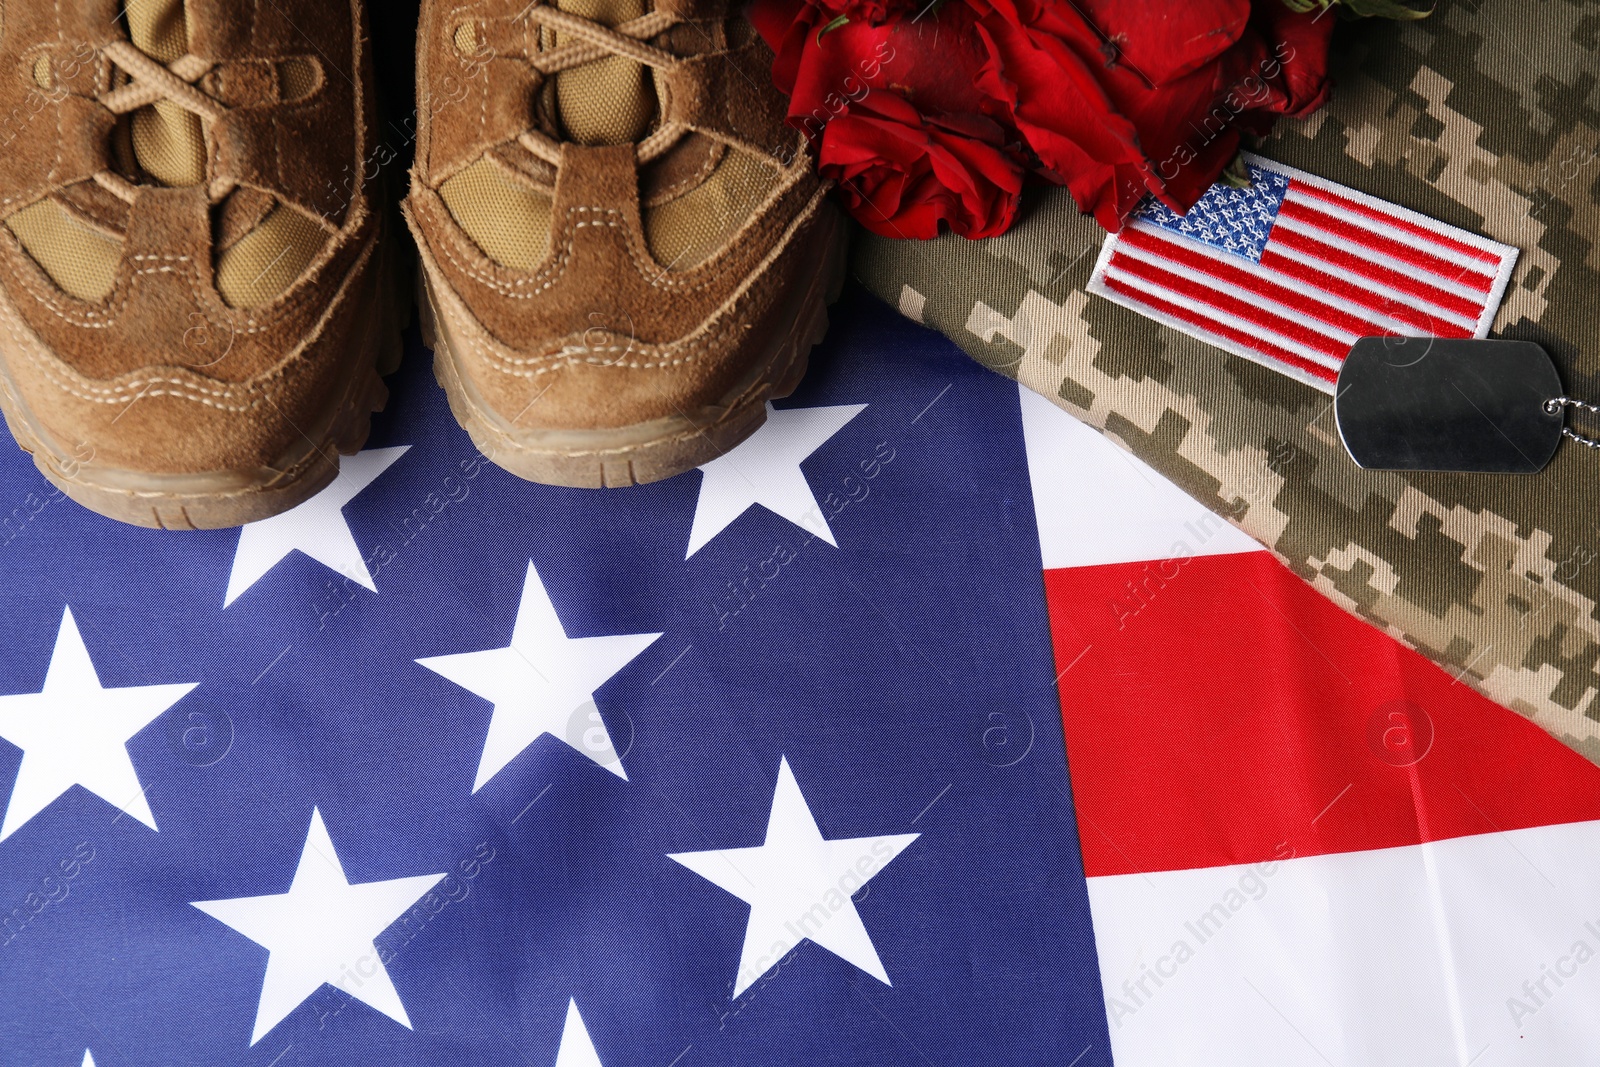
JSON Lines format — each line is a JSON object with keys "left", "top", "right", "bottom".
{"left": 0, "top": 0, "right": 382, "bottom": 475}
{"left": 407, "top": 0, "right": 836, "bottom": 433}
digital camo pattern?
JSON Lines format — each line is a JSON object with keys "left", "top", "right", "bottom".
{"left": 852, "top": 0, "right": 1600, "bottom": 762}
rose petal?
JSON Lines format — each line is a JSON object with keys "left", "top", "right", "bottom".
{"left": 1072, "top": 0, "right": 1253, "bottom": 85}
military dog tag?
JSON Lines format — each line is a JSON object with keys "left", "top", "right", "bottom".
{"left": 1335, "top": 337, "right": 1569, "bottom": 474}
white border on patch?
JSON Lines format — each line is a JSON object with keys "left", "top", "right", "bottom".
{"left": 1085, "top": 152, "right": 1522, "bottom": 396}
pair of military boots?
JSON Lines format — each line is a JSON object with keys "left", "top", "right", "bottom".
{"left": 0, "top": 0, "right": 843, "bottom": 527}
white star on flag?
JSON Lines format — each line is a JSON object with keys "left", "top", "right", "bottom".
{"left": 685, "top": 402, "right": 866, "bottom": 558}
{"left": 554, "top": 999, "right": 606, "bottom": 1067}
{"left": 669, "top": 756, "right": 919, "bottom": 996}
{"left": 416, "top": 560, "right": 662, "bottom": 790}
{"left": 0, "top": 607, "right": 197, "bottom": 840}
{"left": 191, "top": 808, "right": 445, "bottom": 1045}
{"left": 224, "top": 446, "right": 410, "bottom": 607}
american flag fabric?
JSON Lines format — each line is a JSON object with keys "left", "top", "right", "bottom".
{"left": 1086, "top": 153, "right": 1520, "bottom": 393}
{"left": 2, "top": 293, "right": 1598, "bottom": 1066}
{"left": 0, "top": 296, "right": 1107, "bottom": 1066}
{"left": 1023, "top": 389, "right": 1600, "bottom": 1066}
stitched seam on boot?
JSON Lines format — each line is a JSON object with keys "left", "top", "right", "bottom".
{"left": 2, "top": 234, "right": 378, "bottom": 407}
{"left": 644, "top": 140, "right": 724, "bottom": 206}
{"left": 436, "top": 185, "right": 828, "bottom": 376}
{"left": 1, "top": 205, "right": 369, "bottom": 330}
{"left": 428, "top": 159, "right": 808, "bottom": 296}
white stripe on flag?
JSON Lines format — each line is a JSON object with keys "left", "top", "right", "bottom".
{"left": 1087, "top": 279, "right": 1339, "bottom": 394}
{"left": 1261, "top": 241, "right": 1481, "bottom": 332}
{"left": 1111, "top": 242, "right": 1365, "bottom": 347}
{"left": 1120, "top": 224, "right": 1433, "bottom": 338}
{"left": 1101, "top": 265, "right": 1345, "bottom": 370}
{"left": 1279, "top": 187, "right": 1502, "bottom": 275}
{"left": 1269, "top": 214, "right": 1494, "bottom": 301}
{"left": 1018, "top": 386, "right": 1259, "bottom": 570}
{"left": 1089, "top": 820, "right": 1600, "bottom": 1067}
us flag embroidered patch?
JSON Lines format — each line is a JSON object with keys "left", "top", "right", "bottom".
{"left": 1086, "top": 153, "right": 1520, "bottom": 393}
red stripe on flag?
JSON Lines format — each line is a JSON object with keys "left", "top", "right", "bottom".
{"left": 1118, "top": 229, "right": 1404, "bottom": 341}
{"left": 1044, "top": 552, "right": 1600, "bottom": 877}
{"left": 1100, "top": 277, "right": 1339, "bottom": 384}
{"left": 1276, "top": 199, "right": 1496, "bottom": 292}
{"left": 1257, "top": 248, "right": 1476, "bottom": 337}
{"left": 1108, "top": 254, "right": 1349, "bottom": 360}
{"left": 1267, "top": 229, "right": 1487, "bottom": 321}
{"left": 1287, "top": 179, "right": 1505, "bottom": 265}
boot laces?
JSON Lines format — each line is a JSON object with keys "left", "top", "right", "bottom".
{"left": 513, "top": 3, "right": 690, "bottom": 166}
{"left": 94, "top": 40, "right": 234, "bottom": 203}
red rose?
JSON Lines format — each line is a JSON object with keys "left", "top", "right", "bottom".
{"left": 819, "top": 92, "right": 1025, "bottom": 240}
{"left": 751, "top": 0, "right": 997, "bottom": 132}
{"left": 750, "top": 0, "right": 1336, "bottom": 238}
{"left": 970, "top": 0, "right": 1334, "bottom": 229}
{"left": 806, "top": 0, "right": 917, "bottom": 24}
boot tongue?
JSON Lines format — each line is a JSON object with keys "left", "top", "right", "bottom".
{"left": 552, "top": 0, "right": 657, "bottom": 146}
{"left": 123, "top": 0, "right": 206, "bottom": 187}
{"left": 116, "top": 0, "right": 326, "bottom": 309}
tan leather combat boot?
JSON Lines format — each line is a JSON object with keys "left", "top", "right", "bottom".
{"left": 0, "top": 0, "right": 401, "bottom": 528}
{"left": 407, "top": 0, "right": 847, "bottom": 487}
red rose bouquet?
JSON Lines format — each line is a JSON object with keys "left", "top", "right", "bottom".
{"left": 749, "top": 0, "right": 1422, "bottom": 239}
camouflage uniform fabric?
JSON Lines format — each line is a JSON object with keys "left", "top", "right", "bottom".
{"left": 851, "top": 0, "right": 1600, "bottom": 762}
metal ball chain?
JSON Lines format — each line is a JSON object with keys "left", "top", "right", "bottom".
{"left": 1544, "top": 396, "right": 1600, "bottom": 449}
